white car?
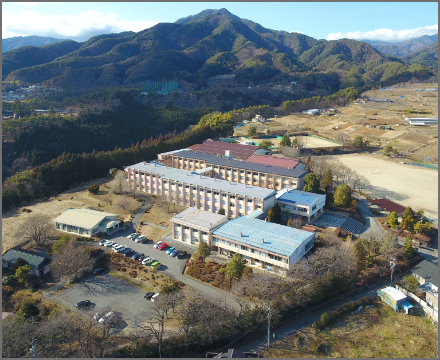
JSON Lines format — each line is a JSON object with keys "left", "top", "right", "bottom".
{"left": 153, "top": 241, "right": 163, "bottom": 249}
{"left": 112, "top": 244, "right": 126, "bottom": 252}
{"left": 127, "top": 233, "right": 137, "bottom": 240}
{"left": 98, "top": 311, "right": 115, "bottom": 324}
{"left": 142, "top": 257, "right": 154, "bottom": 265}
{"left": 105, "top": 241, "right": 115, "bottom": 247}
{"left": 135, "top": 235, "right": 146, "bottom": 243}
{"left": 99, "top": 240, "right": 108, "bottom": 246}
{"left": 111, "top": 243, "right": 120, "bottom": 249}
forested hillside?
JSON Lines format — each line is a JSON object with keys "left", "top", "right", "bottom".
{"left": 3, "top": 9, "right": 434, "bottom": 91}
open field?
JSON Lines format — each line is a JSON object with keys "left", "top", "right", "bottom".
{"left": 1, "top": 177, "right": 143, "bottom": 254}
{"left": 235, "top": 81, "right": 438, "bottom": 163}
{"left": 263, "top": 302, "right": 438, "bottom": 358}
{"left": 334, "top": 153, "right": 438, "bottom": 218}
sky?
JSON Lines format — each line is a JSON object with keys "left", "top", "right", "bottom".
{"left": 2, "top": 2, "right": 438, "bottom": 43}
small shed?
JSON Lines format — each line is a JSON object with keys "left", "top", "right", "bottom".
{"left": 377, "top": 286, "right": 413, "bottom": 314}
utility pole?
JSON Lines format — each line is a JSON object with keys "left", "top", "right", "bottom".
{"left": 29, "top": 338, "right": 37, "bottom": 358}
{"left": 267, "top": 305, "right": 272, "bottom": 350}
{"left": 390, "top": 259, "right": 396, "bottom": 287}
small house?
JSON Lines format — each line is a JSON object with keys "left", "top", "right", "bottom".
{"left": 2, "top": 248, "right": 52, "bottom": 276}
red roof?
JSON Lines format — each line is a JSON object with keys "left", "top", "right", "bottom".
{"left": 195, "top": 139, "right": 258, "bottom": 160}
{"left": 301, "top": 225, "right": 318, "bottom": 233}
{"left": 369, "top": 199, "right": 406, "bottom": 216}
{"left": 247, "top": 154, "right": 300, "bottom": 169}
{"left": 187, "top": 144, "right": 202, "bottom": 150}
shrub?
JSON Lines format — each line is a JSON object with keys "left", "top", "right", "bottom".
{"left": 2, "top": 285, "right": 13, "bottom": 297}
{"left": 76, "top": 236, "right": 94, "bottom": 242}
{"left": 17, "top": 299, "right": 40, "bottom": 321}
{"left": 187, "top": 264, "right": 201, "bottom": 277}
{"left": 22, "top": 208, "right": 27, "bottom": 212}
{"left": 161, "top": 279, "right": 179, "bottom": 293}
{"left": 193, "top": 273, "right": 201, "bottom": 279}
{"left": 88, "top": 184, "right": 100, "bottom": 194}
{"left": 140, "top": 221, "right": 144, "bottom": 225}
{"left": 121, "top": 267, "right": 127, "bottom": 272}
{"left": 218, "top": 268, "right": 226, "bottom": 274}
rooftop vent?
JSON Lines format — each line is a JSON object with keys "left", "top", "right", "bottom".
{"left": 240, "top": 232, "right": 242, "bottom": 237}
{"left": 262, "top": 239, "right": 264, "bottom": 244}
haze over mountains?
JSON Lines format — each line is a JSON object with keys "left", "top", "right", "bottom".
{"left": 2, "top": 9, "right": 437, "bottom": 91}
{"left": 2, "top": 35, "right": 69, "bottom": 52}
{"left": 363, "top": 34, "right": 438, "bottom": 57}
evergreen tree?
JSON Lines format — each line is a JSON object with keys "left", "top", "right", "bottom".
{"left": 320, "top": 167, "right": 333, "bottom": 192}
{"left": 267, "top": 207, "right": 275, "bottom": 223}
{"left": 305, "top": 154, "right": 311, "bottom": 172}
{"left": 279, "top": 134, "right": 292, "bottom": 147}
{"left": 403, "top": 235, "right": 414, "bottom": 259}
{"left": 225, "top": 253, "right": 246, "bottom": 279}
{"left": 303, "top": 173, "right": 320, "bottom": 193}
{"left": 17, "top": 299, "right": 40, "bottom": 321}
{"left": 14, "top": 265, "right": 31, "bottom": 286}
{"left": 273, "top": 203, "right": 282, "bottom": 224}
{"left": 388, "top": 211, "right": 399, "bottom": 229}
{"left": 333, "top": 184, "right": 352, "bottom": 208}
{"left": 197, "top": 242, "right": 210, "bottom": 260}
{"left": 287, "top": 218, "right": 293, "bottom": 227}
{"left": 217, "top": 208, "right": 226, "bottom": 215}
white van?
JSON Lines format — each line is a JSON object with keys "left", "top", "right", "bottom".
{"left": 135, "top": 235, "right": 146, "bottom": 243}
{"left": 151, "top": 293, "right": 160, "bottom": 302}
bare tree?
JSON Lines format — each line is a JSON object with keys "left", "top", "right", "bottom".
{"left": 115, "top": 195, "right": 131, "bottom": 211}
{"left": 22, "top": 213, "right": 53, "bottom": 246}
{"left": 2, "top": 317, "right": 37, "bottom": 358}
{"left": 102, "top": 191, "right": 113, "bottom": 205}
{"left": 379, "top": 233, "right": 399, "bottom": 261}
{"left": 110, "top": 170, "right": 128, "bottom": 195}
{"left": 335, "top": 132, "right": 349, "bottom": 148}
{"left": 51, "top": 240, "right": 94, "bottom": 281}
{"left": 280, "top": 146, "right": 301, "bottom": 159}
{"left": 10, "top": 157, "right": 32, "bottom": 175}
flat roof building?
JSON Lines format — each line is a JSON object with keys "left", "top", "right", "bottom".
{"left": 53, "top": 208, "right": 121, "bottom": 237}
{"left": 276, "top": 188, "right": 326, "bottom": 222}
{"left": 125, "top": 162, "right": 277, "bottom": 218}
{"left": 170, "top": 207, "right": 228, "bottom": 246}
{"left": 211, "top": 212, "right": 315, "bottom": 275}
{"left": 166, "top": 150, "right": 307, "bottom": 191}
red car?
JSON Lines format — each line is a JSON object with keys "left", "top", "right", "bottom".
{"left": 157, "top": 243, "right": 168, "bottom": 250}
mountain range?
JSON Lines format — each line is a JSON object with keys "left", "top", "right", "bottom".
{"left": 2, "top": 9, "right": 437, "bottom": 91}
{"left": 363, "top": 34, "right": 438, "bottom": 57}
{"left": 2, "top": 35, "right": 69, "bottom": 53}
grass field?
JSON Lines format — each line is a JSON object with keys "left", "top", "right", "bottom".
{"left": 1, "top": 178, "right": 143, "bottom": 254}
{"left": 334, "top": 153, "right": 438, "bottom": 218}
{"left": 263, "top": 302, "right": 438, "bottom": 358}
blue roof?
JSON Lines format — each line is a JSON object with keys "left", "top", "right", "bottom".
{"left": 212, "top": 217, "right": 314, "bottom": 257}
{"left": 276, "top": 189, "right": 325, "bottom": 207}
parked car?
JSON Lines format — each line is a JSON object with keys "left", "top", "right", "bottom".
{"left": 93, "top": 306, "right": 110, "bottom": 320}
{"left": 166, "top": 247, "right": 176, "bottom": 255}
{"left": 169, "top": 249, "right": 180, "bottom": 257}
{"left": 176, "top": 251, "right": 187, "bottom": 259}
{"left": 99, "top": 311, "right": 115, "bottom": 324}
{"left": 135, "top": 235, "right": 147, "bottom": 243}
{"left": 151, "top": 261, "right": 162, "bottom": 270}
{"left": 123, "top": 249, "right": 134, "bottom": 256}
{"left": 75, "top": 300, "right": 91, "bottom": 309}
{"left": 151, "top": 293, "right": 160, "bottom": 302}
{"left": 127, "top": 233, "right": 138, "bottom": 240}
{"left": 93, "top": 268, "right": 105, "bottom": 275}
{"left": 142, "top": 257, "right": 155, "bottom": 265}
{"left": 153, "top": 241, "right": 163, "bottom": 249}
{"left": 157, "top": 243, "right": 168, "bottom": 250}
{"left": 115, "top": 246, "right": 127, "bottom": 253}
{"left": 144, "top": 292, "right": 155, "bottom": 300}
{"left": 105, "top": 241, "right": 115, "bottom": 247}
{"left": 131, "top": 252, "right": 140, "bottom": 260}
{"left": 112, "top": 243, "right": 121, "bottom": 250}
{"left": 138, "top": 254, "right": 146, "bottom": 262}
{"left": 99, "top": 240, "right": 108, "bottom": 246}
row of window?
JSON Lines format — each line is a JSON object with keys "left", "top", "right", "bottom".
{"left": 213, "top": 238, "right": 288, "bottom": 263}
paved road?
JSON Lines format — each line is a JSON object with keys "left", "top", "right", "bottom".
{"left": 104, "top": 230, "right": 243, "bottom": 312}
{"left": 354, "top": 195, "right": 386, "bottom": 239}
{"left": 237, "top": 278, "right": 394, "bottom": 353}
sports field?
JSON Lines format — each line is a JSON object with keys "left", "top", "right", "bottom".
{"left": 296, "top": 135, "right": 343, "bottom": 149}
{"left": 335, "top": 153, "right": 438, "bottom": 218}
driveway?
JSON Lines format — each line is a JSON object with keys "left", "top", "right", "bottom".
{"left": 102, "top": 231, "right": 243, "bottom": 312}
{"left": 354, "top": 195, "right": 387, "bottom": 239}
{"left": 54, "top": 272, "right": 149, "bottom": 331}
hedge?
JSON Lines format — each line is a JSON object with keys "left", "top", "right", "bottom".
{"left": 312, "top": 296, "right": 374, "bottom": 330}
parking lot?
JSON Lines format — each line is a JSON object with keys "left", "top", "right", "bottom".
{"left": 104, "top": 229, "right": 189, "bottom": 277}
{"left": 55, "top": 272, "right": 147, "bottom": 331}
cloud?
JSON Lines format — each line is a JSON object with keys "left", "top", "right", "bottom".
{"left": 16, "top": 2, "right": 41, "bottom": 6}
{"left": 2, "top": 9, "right": 160, "bottom": 41}
{"left": 290, "top": 31, "right": 303, "bottom": 34}
{"left": 327, "top": 25, "right": 438, "bottom": 43}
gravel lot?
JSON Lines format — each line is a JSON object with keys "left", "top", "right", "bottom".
{"left": 56, "top": 272, "right": 149, "bottom": 330}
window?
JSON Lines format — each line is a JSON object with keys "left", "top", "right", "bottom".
{"left": 214, "top": 192, "right": 219, "bottom": 196}
{"left": 185, "top": 185, "right": 189, "bottom": 189}
{"left": 230, "top": 196, "right": 235, "bottom": 200}
{"left": 222, "top": 194, "right": 227, "bottom": 197}
{"left": 241, "top": 245, "right": 247, "bottom": 251}
{"left": 178, "top": 184, "right": 182, "bottom": 188}
{"left": 192, "top": 187, "right": 197, "bottom": 190}
{"left": 247, "top": 199, "right": 253, "bottom": 203}
{"left": 312, "top": 204, "right": 317, "bottom": 211}
{"left": 238, "top": 197, "right": 243, "bottom": 201}
{"left": 206, "top": 190, "right": 211, "bottom": 194}
{"left": 230, "top": 203, "right": 235, "bottom": 207}
{"left": 175, "top": 231, "right": 180, "bottom": 237}
{"left": 305, "top": 240, "right": 314, "bottom": 252}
